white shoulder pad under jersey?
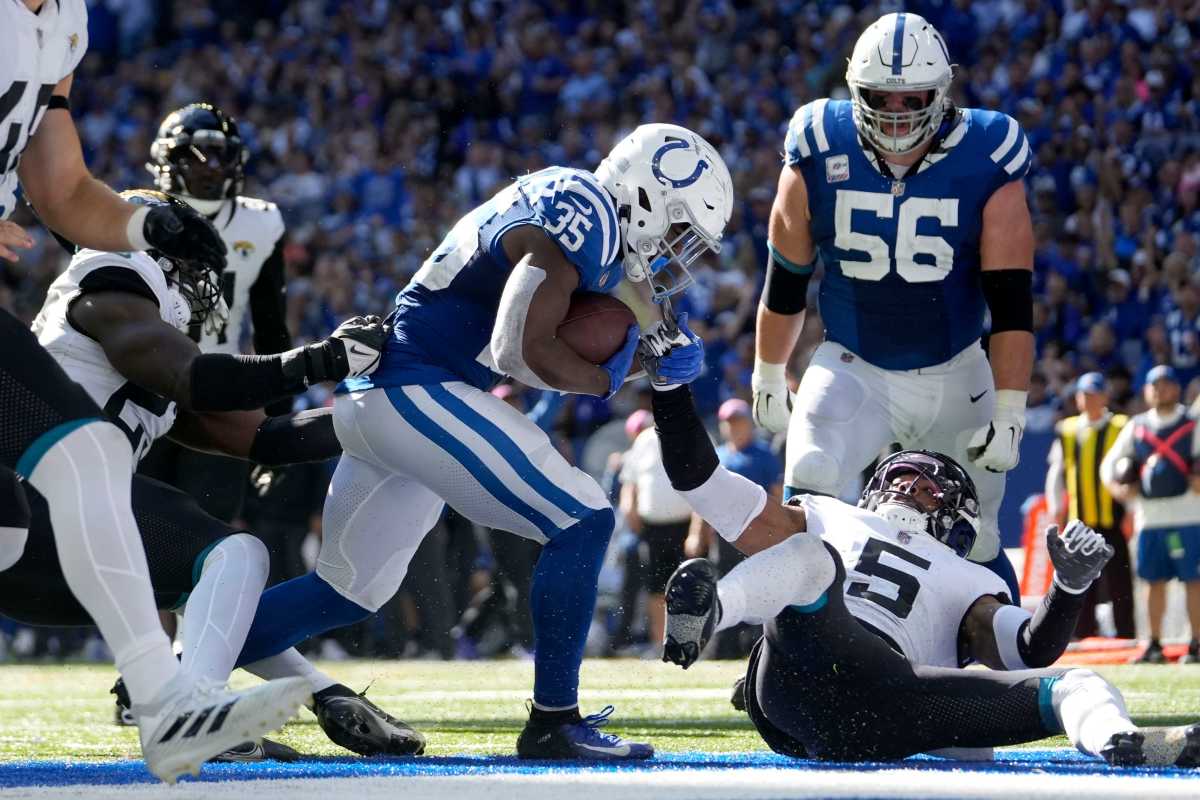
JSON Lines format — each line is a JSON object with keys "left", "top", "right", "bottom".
{"left": 0, "top": 0, "right": 89, "bottom": 220}
{"left": 31, "top": 249, "right": 186, "bottom": 463}
{"left": 197, "top": 196, "right": 287, "bottom": 354}
{"left": 798, "top": 495, "right": 1009, "bottom": 667}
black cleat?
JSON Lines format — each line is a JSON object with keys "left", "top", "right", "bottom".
{"left": 313, "top": 684, "right": 426, "bottom": 756}
{"left": 1102, "top": 725, "right": 1200, "bottom": 767}
{"left": 663, "top": 558, "right": 721, "bottom": 669}
{"left": 209, "top": 738, "right": 302, "bottom": 763}
{"left": 730, "top": 675, "right": 747, "bottom": 712}
{"left": 1100, "top": 731, "right": 1145, "bottom": 766}
{"left": 516, "top": 705, "right": 653, "bottom": 760}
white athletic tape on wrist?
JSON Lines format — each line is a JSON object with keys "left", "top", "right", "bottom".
{"left": 680, "top": 466, "right": 768, "bottom": 543}
{"left": 991, "top": 602, "right": 1034, "bottom": 670}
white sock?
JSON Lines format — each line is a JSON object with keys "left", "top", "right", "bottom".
{"left": 1051, "top": 668, "right": 1137, "bottom": 757}
{"left": 243, "top": 647, "right": 338, "bottom": 694}
{"left": 180, "top": 533, "right": 269, "bottom": 686}
{"left": 25, "top": 421, "right": 177, "bottom": 705}
{"left": 714, "top": 532, "right": 835, "bottom": 629}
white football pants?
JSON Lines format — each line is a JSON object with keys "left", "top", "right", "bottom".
{"left": 785, "top": 340, "right": 1002, "bottom": 562}
{"left": 318, "top": 383, "right": 610, "bottom": 611}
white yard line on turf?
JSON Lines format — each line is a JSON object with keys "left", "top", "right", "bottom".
{"left": 0, "top": 768, "right": 1197, "bottom": 800}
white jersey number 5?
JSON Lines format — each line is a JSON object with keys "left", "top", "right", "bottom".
{"left": 834, "top": 190, "right": 959, "bottom": 283}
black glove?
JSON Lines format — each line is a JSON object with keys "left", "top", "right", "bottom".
{"left": 1046, "top": 520, "right": 1114, "bottom": 593}
{"left": 302, "top": 315, "right": 387, "bottom": 384}
{"left": 143, "top": 204, "right": 227, "bottom": 267}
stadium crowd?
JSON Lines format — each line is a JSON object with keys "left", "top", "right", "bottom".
{"left": 2, "top": 0, "right": 1199, "bottom": 659}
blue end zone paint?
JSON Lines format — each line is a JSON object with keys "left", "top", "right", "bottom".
{"left": 3, "top": 751, "right": 1200, "bottom": 789}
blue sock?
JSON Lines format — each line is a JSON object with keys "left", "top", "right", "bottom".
{"left": 981, "top": 547, "right": 1022, "bottom": 606}
{"left": 235, "top": 572, "right": 372, "bottom": 666}
{"left": 529, "top": 508, "right": 613, "bottom": 709}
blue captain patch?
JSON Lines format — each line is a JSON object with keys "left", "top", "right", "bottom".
{"left": 783, "top": 100, "right": 1030, "bottom": 370}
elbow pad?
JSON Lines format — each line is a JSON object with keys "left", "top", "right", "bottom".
{"left": 990, "top": 604, "right": 1034, "bottom": 670}
{"left": 762, "top": 244, "right": 814, "bottom": 315}
{"left": 981, "top": 269, "right": 1033, "bottom": 334}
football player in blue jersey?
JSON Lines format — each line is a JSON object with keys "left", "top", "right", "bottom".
{"left": 234, "top": 123, "right": 733, "bottom": 759}
{"left": 750, "top": 12, "right": 1034, "bottom": 600}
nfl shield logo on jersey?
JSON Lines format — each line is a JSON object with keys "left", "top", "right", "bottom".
{"left": 826, "top": 154, "right": 849, "bottom": 184}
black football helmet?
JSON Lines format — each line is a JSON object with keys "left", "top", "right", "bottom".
{"left": 120, "top": 189, "right": 226, "bottom": 330}
{"left": 860, "top": 450, "right": 981, "bottom": 558}
{"left": 147, "top": 103, "right": 246, "bottom": 210}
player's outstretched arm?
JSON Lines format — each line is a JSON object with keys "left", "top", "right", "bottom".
{"left": 495, "top": 226, "right": 635, "bottom": 397}
{"left": 17, "top": 75, "right": 224, "bottom": 264}
{"left": 961, "top": 522, "right": 1110, "bottom": 669}
{"left": 70, "top": 289, "right": 385, "bottom": 412}
{"left": 753, "top": 166, "right": 815, "bottom": 434}
{"left": 967, "top": 180, "right": 1036, "bottom": 472}
{"left": 651, "top": 381, "right": 806, "bottom": 556}
{"left": 169, "top": 407, "right": 341, "bottom": 466}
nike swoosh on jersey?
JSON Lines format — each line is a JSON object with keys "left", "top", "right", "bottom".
{"left": 969, "top": 390, "right": 987, "bottom": 403}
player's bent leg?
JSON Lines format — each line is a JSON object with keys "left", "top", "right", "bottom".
{"left": 180, "top": 533, "right": 270, "bottom": 686}
{"left": 236, "top": 448, "right": 444, "bottom": 666}
{"left": 0, "top": 469, "right": 29, "bottom": 572}
{"left": 366, "top": 383, "right": 648, "bottom": 759}
{"left": 784, "top": 344, "right": 892, "bottom": 500}
{"left": 20, "top": 420, "right": 180, "bottom": 707}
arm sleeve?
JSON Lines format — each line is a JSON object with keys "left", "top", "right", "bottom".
{"left": 1016, "top": 582, "right": 1087, "bottom": 667}
{"left": 248, "top": 408, "right": 341, "bottom": 467}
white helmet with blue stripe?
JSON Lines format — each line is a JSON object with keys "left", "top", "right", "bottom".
{"left": 846, "top": 12, "right": 953, "bottom": 155}
{"left": 595, "top": 123, "right": 733, "bottom": 301}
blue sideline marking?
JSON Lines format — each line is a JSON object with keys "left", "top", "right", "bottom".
{"left": 2, "top": 750, "right": 1200, "bottom": 788}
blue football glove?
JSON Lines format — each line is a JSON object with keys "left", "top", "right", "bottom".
{"left": 602, "top": 324, "right": 640, "bottom": 399}
{"left": 638, "top": 312, "right": 705, "bottom": 388}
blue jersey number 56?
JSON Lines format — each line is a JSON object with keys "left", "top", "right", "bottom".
{"left": 834, "top": 190, "right": 959, "bottom": 283}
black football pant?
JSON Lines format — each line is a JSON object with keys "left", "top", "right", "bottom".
{"left": 139, "top": 435, "right": 248, "bottom": 524}
{"left": 0, "top": 470, "right": 236, "bottom": 626}
{"left": 743, "top": 543, "right": 1068, "bottom": 761}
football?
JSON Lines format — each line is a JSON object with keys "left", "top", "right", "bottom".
{"left": 557, "top": 292, "right": 637, "bottom": 365}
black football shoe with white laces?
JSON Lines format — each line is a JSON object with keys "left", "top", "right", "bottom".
{"left": 1101, "top": 725, "right": 1200, "bottom": 767}
{"left": 313, "top": 684, "right": 426, "bottom": 756}
{"left": 516, "top": 705, "right": 653, "bottom": 760}
{"left": 662, "top": 558, "right": 722, "bottom": 669}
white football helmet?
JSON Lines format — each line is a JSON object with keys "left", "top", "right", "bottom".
{"left": 846, "top": 12, "right": 954, "bottom": 155}
{"left": 595, "top": 124, "right": 733, "bottom": 301}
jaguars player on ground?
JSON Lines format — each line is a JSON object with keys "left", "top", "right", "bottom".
{"left": 232, "top": 123, "right": 732, "bottom": 759}
{"left": 751, "top": 12, "right": 1034, "bottom": 601}
{"left": 4, "top": 189, "right": 418, "bottom": 760}
{"left": 638, "top": 339, "right": 1198, "bottom": 766}
{"left": 140, "top": 103, "right": 293, "bottom": 524}
{"left": 0, "top": 1, "right": 312, "bottom": 783}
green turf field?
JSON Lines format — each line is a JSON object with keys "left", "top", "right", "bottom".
{"left": 0, "top": 660, "right": 1196, "bottom": 761}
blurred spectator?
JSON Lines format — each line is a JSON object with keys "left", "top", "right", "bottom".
{"left": 1102, "top": 366, "right": 1200, "bottom": 664}
{"left": 619, "top": 413, "right": 692, "bottom": 652}
{"left": 1044, "top": 372, "right": 1135, "bottom": 639}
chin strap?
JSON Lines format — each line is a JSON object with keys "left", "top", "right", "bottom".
{"left": 874, "top": 503, "right": 928, "bottom": 537}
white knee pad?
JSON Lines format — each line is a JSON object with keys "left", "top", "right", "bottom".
{"left": 205, "top": 533, "right": 269, "bottom": 583}
{"left": 787, "top": 447, "right": 842, "bottom": 495}
{"left": 0, "top": 525, "right": 27, "bottom": 572}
